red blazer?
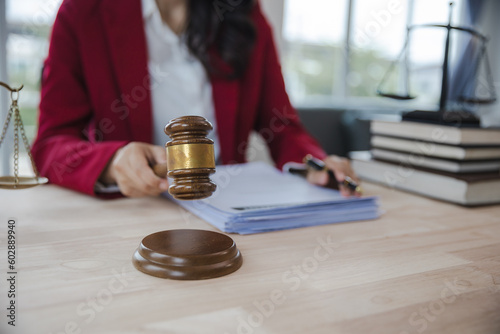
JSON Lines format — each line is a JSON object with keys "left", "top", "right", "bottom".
{"left": 32, "top": 0, "right": 326, "bottom": 196}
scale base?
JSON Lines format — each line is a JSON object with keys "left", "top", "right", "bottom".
{"left": 132, "top": 229, "right": 242, "bottom": 280}
{"left": 402, "top": 110, "right": 481, "bottom": 128}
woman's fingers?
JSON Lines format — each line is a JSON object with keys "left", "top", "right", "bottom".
{"left": 306, "top": 169, "right": 329, "bottom": 186}
{"left": 102, "top": 142, "right": 169, "bottom": 197}
{"left": 307, "top": 155, "right": 362, "bottom": 197}
{"left": 148, "top": 145, "right": 168, "bottom": 165}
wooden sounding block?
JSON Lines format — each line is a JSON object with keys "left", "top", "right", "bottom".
{"left": 133, "top": 230, "right": 243, "bottom": 280}
{"left": 135, "top": 116, "right": 242, "bottom": 280}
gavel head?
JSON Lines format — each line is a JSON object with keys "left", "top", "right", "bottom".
{"left": 164, "top": 116, "right": 217, "bottom": 200}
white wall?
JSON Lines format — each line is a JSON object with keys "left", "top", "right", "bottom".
{"left": 260, "top": 0, "right": 285, "bottom": 57}
{"left": 477, "top": 0, "right": 500, "bottom": 127}
{"left": 0, "top": 0, "right": 9, "bottom": 174}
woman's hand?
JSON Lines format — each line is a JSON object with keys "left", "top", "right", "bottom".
{"left": 306, "top": 155, "right": 362, "bottom": 197}
{"left": 99, "top": 142, "right": 169, "bottom": 197}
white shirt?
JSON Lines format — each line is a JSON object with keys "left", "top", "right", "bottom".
{"left": 95, "top": 0, "right": 220, "bottom": 193}
{"left": 142, "top": 0, "right": 220, "bottom": 159}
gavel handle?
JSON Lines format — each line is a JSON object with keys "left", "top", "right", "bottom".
{"left": 152, "top": 163, "right": 168, "bottom": 179}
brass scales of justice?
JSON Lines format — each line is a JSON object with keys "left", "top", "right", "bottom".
{"left": 0, "top": 87, "right": 242, "bottom": 280}
{"left": 377, "top": 2, "right": 497, "bottom": 126}
{"left": 0, "top": 81, "right": 48, "bottom": 189}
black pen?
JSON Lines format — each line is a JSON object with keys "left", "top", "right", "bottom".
{"left": 303, "top": 154, "right": 362, "bottom": 193}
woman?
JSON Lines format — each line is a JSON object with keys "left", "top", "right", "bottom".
{"left": 32, "top": 0, "right": 359, "bottom": 197}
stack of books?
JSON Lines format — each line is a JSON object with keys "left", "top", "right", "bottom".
{"left": 351, "top": 120, "right": 500, "bottom": 206}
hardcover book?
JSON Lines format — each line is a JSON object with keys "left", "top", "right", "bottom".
{"left": 351, "top": 151, "right": 500, "bottom": 206}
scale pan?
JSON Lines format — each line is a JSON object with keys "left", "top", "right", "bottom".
{"left": 377, "top": 92, "right": 416, "bottom": 100}
{"left": 459, "top": 97, "right": 497, "bottom": 105}
{"left": 0, "top": 176, "right": 49, "bottom": 189}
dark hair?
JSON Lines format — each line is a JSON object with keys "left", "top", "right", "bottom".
{"left": 186, "top": 0, "right": 257, "bottom": 79}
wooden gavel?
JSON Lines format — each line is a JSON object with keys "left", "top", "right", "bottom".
{"left": 152, "top": 116, "right": 217, "bottom": 200}
{"left": 133, "top": 116, "right": 243, "bottom": 281}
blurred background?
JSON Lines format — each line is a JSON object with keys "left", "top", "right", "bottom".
{"left": 1, "top": 0, "right": 499, "bottom": 173}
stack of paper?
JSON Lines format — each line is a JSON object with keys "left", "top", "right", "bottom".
{"left": 165, "top": 162, "right": 380, "bottom": 234}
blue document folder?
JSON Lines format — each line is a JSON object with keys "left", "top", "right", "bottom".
{"left": 165, "top": 162, "right": 380, "bottom": 234}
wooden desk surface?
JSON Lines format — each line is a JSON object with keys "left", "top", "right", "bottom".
{"left": 1, "top": 183, "right": 500, "bottom": 334}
